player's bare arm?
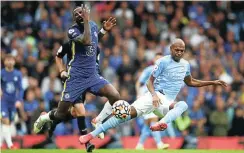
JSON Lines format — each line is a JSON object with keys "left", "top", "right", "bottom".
{"left": 98, "top": 17, "right": 116, "bottom": 40}
{"left": 73, "top": 5, "right": 91, "bottom": 44}
{"left": 147, "top": 75, "right": 162, "bottom": 108}
{"left": 184, "top": 75, "right": 227, "bottom": 87}
{"left": 55, "top": 56, "right": 68, "bottom": 80}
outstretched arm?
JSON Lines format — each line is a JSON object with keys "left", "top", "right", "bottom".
{"left": 184, "top": 75, "right": 227, "bottom": 87}
{"left": 98, "top": 17, "right": 116, "bottom": 40}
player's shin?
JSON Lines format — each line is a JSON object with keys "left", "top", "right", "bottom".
{"left": 91, "top": 115, "right": 132, "bottom": 137}
{"left": 2, "top": 124, "right": 13, "bottom": 148}
{"left": 94, "top": 101, "right": 112, "bottom": 123}
{"left": 138, "top": 124, "right": 150, "bottom": 145}
{"left": 160, "top": 101, "right": 188, "bottom": 124}
{"left": 77, "top": 116, "right": 88, "bottom": 135}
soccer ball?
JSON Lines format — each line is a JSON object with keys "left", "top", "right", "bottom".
{"left": 112, "top": 100, "right": 131, "bottom": 119}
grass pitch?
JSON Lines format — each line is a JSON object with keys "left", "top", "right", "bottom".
{"left": 1, "top": 149, "right": 243, "bottom": 153}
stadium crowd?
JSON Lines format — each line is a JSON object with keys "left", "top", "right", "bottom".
{"left": 1, "top": 1, "right": 244, "bottom": 146}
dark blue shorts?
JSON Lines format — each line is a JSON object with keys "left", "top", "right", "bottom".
{"left": 1, "top": 100, "right": 16, "bottom": 120}
{"left": 61, "top": 74, "right": 109, "bottom": 103}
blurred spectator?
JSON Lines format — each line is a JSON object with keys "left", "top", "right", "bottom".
{"left": 41, "top": 68, "right": 62, "bottom": 96}
{"left": 24, "top": 89, "right": 39, "bottom": 134}
{"left": 189, "top": 100, "right": 207, "bottom": 136}
{"left": 228, "top": 107, "right": 244, "bottom": 136}
{"left": 210, "top": 98, "right": 229, "bottom": 136}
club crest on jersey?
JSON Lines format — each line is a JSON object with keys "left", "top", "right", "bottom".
{"left": 65, "top": 93, "right": 70, "bottom": 99}
{"left": 94, "top": 31, "right": 97, "bottom": 37}
{"left": 14, "top": 76, "right": 18, "bottom": 81}
{"left": 86, "top": 42, "right": 96, "bottom": 56}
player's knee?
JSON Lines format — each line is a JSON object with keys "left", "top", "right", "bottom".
{"left": 1, "top": 118, "right": 10, "bottom": 125}
{"left": 74, "top": 108, "right": 86, "bottom": 117}
{"left": 73, "top": 103, "right": 86, "bottom": 117}
{"left": 109, "top": 91, "right": 120, "bottom": 103}
{"left": 130, "top": 106, "right": 137, "bottom": 118}
{"left": 114, "top": 91, "right": 120, "bottom": 101}
{"left": 55, "top": 111, "right": 68, "bottom": 120}
{"left": 178, "top": 101, "right": 188, "bottom": 111}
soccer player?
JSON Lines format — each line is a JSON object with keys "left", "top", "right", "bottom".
{"left": 79, "top": 38, "right": 227, "bottom": 144}
{"left": 135, "top": 52, "right": 169, "bottom": 150}
{"left": 1, "top": 55, "right": 24, "bottom": 149}
{"left": 33, "top": 4, "right": 119, "bottom": 152}
{"left": 46, "top": 34, "right": 107, "bottom": 138}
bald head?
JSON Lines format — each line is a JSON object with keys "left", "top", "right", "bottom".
{"left": 170, "top": 38, "right": 185, "bottom": 62}
{"left": 171, "top": 38, "right": 185, "bottom": 47}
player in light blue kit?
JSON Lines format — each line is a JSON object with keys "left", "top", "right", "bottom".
{"left": 135, "top": 52, "right": 169, "bottom": 150}
{"left": 79, "top": 38, "right": 227, "bottom": 144}
{"left": 1, "top": 55, "right": 24, "bottom": 149}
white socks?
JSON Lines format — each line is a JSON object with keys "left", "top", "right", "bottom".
{"left": 1, "top": 124, "right": 13, "bottom": 148}
{"left": 95, "top": 101, "right": 112, "bottom": 123}
{"left": 41, "top": 112, "right": 51, "bottom": 122}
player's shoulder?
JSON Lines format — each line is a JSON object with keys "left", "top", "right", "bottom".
{"left": 69, "top": 24, "right": 78, "bottom": 29}
{"left": 145, "top": 65, "right": 154, "bottom": 72}
{"left": 13, "top": 69, "right": 22, "bottom": 76}
{"left": 156, "top": 55, "right": 171, "bottom": 64}
{"left": 180, "top": 58, "right": 190, "bottom": 65}
{"left": 68, "top": 24, "right": 79, "bottom": 33}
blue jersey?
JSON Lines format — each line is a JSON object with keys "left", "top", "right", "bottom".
{"left": 67, "top": 21, "right": 99, "bottom": 78}
{"left": 152, "top": 55, "right": 191, "bottom": 101}
{"left": 56, "top": 41, "right": 101, "bottom": 75}
{"left": 1, "top": 69, "right": 24, "bottom": 103}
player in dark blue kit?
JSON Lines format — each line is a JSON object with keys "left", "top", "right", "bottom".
{"left": 1, "top": 55, "right": 24, "bottom": 149}
{"left": 34, "top": 4, "right": 119, "bottom": 152}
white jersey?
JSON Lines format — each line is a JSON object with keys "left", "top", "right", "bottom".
{"left": 152, "top": 55, "right": 191, "bottom": 101}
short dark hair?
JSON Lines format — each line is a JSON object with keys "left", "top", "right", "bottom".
{"left": 4, "top": 54, "right": 15, "bottom": 60}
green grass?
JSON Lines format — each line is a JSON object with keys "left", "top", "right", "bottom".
{"left": 2, "top": 149, "right": 243, "bottom": 153}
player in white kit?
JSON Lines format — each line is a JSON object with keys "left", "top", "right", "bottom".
{"left": 135, "top": 52, "right": 169, "bottom": 149}
{"left": 79, "top": 38, "right": 227, "bottom": 144}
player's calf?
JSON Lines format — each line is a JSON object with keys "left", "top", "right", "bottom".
{"left": 80, "top": 101, "right": 138, "bottom": 144}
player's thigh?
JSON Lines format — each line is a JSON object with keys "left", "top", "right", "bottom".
{"left": 131, "top": 92, "right": 154, "bottom": 117}
{"left": 61, "top": 76, "right": 87, "bottom": 104}
{"left": 56, "top": 101, "right": 73, "bottom": 118}
{"left": 154, "top": 93, "right": 174, "bottom": 117}
{"left": 91, "top": 80, "right": 120, "bottom": 103}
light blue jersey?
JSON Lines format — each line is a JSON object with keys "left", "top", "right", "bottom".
{"left": 152, "top": 55, "right": 190, "bottom": 101}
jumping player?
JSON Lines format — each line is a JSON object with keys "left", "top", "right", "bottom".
{"left": 135, "top": 52, "right": 169, "bottom": 150}
{"left": 79, "top": 38, "right": 227, "bottom": 144}
{"left": 33, "top": 4, "right": 119, "bottom": 152}
{"left": 1, "top": 55, "right": 24, "bottom": 149}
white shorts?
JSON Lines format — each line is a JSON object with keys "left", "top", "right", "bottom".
{"left": 131, "top": 91, "right": 174, "bottom": 118}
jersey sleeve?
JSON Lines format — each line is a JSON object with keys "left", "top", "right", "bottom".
{"left": 56, "top": 42, "right": 69, "bottom": 58}
{"left": 139, "top": 67, "right": 151, "bottom": 85}
{"left": 67, "top": 26, "right": 82, "bottom": 40}
{"left": 185, "top": 62, "right": 191, "bottom": 77}
{"left": 152, "top": 58, "right": 166, "bottom": 78}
